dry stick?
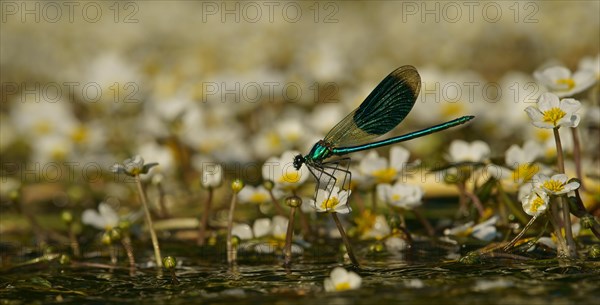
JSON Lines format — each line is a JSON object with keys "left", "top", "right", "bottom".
{"left": 331, "top": 212, "right": 359, "bottom": 267}
{"left": 503, "top": 214, "right": 539, "bottom": 251}
{"left": 570, "top": 128, "right": 585, "bottom": 191}
{"left": 553, "top": 128, "right": 577, "bottom": 258}
{"left": 135, "top": 176, "right": 163, "bottom": 267}
{"left": 197, "top": 187, "right": 213, "bottom": 246}
{"left": 283, "top": 206, "right": 297, "bottom": 267}
{"left": 226, "top": 193, "right": 238, "bottom": 264}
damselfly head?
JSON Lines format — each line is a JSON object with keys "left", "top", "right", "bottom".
{"left": 293, "top": 154, "right": 305, "bottom": 170}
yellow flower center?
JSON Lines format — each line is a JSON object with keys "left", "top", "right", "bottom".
{"left": 372, "top": 168, "right": 396, "bottom": 183}
{"left": 535, "top": 129, "right": 551, "bottom": 142}
{"left": 320, "top": 197, "right": 339, "bottom": 211}
{"left": 130, "top": 168, "right": 142, "bottom": 176}
{"left": 530, "top": 196, "right": 545, "bottom": 213}
{"left": 335, "top": 282, "right": 351, "bottom": 291}
{"left": 511, "top": 164, "right": 539, "bottom": 183}
{"left": 355, "top": 210, "right": 376, "bottom": 233}
{"left": 34, "top": 120, "right": 52, "bottom": 135}
{"left": 391, "top": 194, "right": 402, "bottom": 202}
{"left": 555, "top": 78, "right": 575, "bottom": 91}
{"left": 542, "top": 179, "right": 564, "bottom": 192}
{"left": 51, "top": 147, "right": 67, "bottom": 160}
{"left": 250, "top": 193, "right": 268, "bottom": 204}
{"left": 71, "top": 126, "right": 89, "bottom": 144}
{"left": 542, "top": 107, "right": 566, "bottom": 126}
{"left": 279, "top": 171, "right": 300, "bottom": 184}
{"left": 267, "top": 132, "right": 281, "bottom": 149}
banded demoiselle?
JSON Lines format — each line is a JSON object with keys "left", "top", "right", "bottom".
{"left": 293, "top": 65, "right": 474, "bottom": 195}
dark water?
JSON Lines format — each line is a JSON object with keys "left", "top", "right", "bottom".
{"left": 2, "top": 239, "right": 599, "bottom": 305}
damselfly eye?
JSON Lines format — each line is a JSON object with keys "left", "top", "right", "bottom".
{"left": 293, "top": 155, "right": 304, "bottom": 170}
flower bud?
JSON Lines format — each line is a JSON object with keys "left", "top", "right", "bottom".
{"left": 285, "top": 196, "right": 302, "bottom": 208}
{"left": 231, "top": 179, "right": 244, "bottom": 193}
{"left": 163, "top": 256, "right": 177, "bottom": 270}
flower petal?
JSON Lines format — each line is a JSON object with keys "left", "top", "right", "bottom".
{"left": 537, "top": 93, "right": 560, "bottom": 112}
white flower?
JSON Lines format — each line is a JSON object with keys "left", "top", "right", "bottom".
{"left": 231, "top": 223, "right": 254, "bottom": 240}
{"left": 533, "top": 66, "right": 596, "bottom": 97}
{"left": 578, "top": 54, "right": 600, "bottom": 80}
{"left": 138, "top": 142, "right": 175, "bottom": 177}
{"left": 275, "top": 117, "right": 305, "bottom": 146}
{"left": 521, "top": 188, "right": 549, "bottom": 217}
{"left": 262, "top": 151, "right": 309, "bottom": 190}
{"left": 200, "top": 163, "right": 222, "bottom": 188}
{"left": 324, "top": 267, "right": 362, "bottom": 292}
{"left": 532, "top": 173, "right": 580, "bottom": 195}
{"left": 359, "top": 146, "right": 412, "bottom": 184}
{"left": 252, "top": 218, "right": 272, "bottom": 239}
{"left": 444, "top": 215, "right": 500, "bottom": 242}
{"left": 505, "top": 142, "right": 542, "bottom": 182}
{"left": 110, "top": 155, "right": 158, "bottom": 177}
{"left": 385, "top": 236, "right": 408, "bottom": 253}
{"left": 310, "top": 186, "right": 351, "bottom": 214}
{"left": 525, "top": 93, "right": 581, "bottom": 129}
{"left": 488, "top": 141, "right": 543, "bottom": 186}
{"left": 82, "top": 202, "right": 119, "bottom": 230}
{"left": 238, "top": 185, "right": 274, "bottom": 205}
{"left": 377, "top": 183, "right": 423, "bottom": 210}
{"left": 446, "top": 140, "right": 490, "bottom": 163}
{"left": 470, "top": 215, "right": 500, "bottom": 242}
{"left": 360, "top": 215, "right": 391, "bottom": 240}
{"left": 252, "top": 216, "right": 288, "bottom": 240}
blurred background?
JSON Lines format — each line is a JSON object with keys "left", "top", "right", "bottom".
{"left": 1, "top": 1, "right": 599, "bottom": 200}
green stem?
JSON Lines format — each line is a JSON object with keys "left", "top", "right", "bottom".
{"left": 549, "top": 197, "right": 569, "bottom": 258}
{"left": 570, "top": 127, "right": 585, "bottom": 191}
{"left": 496, "top": 183, "right": 529, "bottom": 225}
{"left": 331, "top": 213, "right": 359, "bottom": 267}
{"left": 68, "top": 223, "right": 81, "bottom": 258}
{"left": 135, "top": 176, "right": 162, "bottom": 267}
{"left": 553, "top": 128, "right": 577, "bottom": 258}
{"left": 197, "top": 187, "right": 213, "bottom": 246}
{"left": 268, "top": 190, "right": 286, "bottom": 216}
{"left": 121, "top": 235, "right": 136, "bottom": 270}
{"left": 226, "top": 193, "right": 238, "bottom": 264}
{"left": 412, "top": 208, "right": 435, "bottom": 237}
{"left": 283, "top": 206, "right": 297, "bottom": 267}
